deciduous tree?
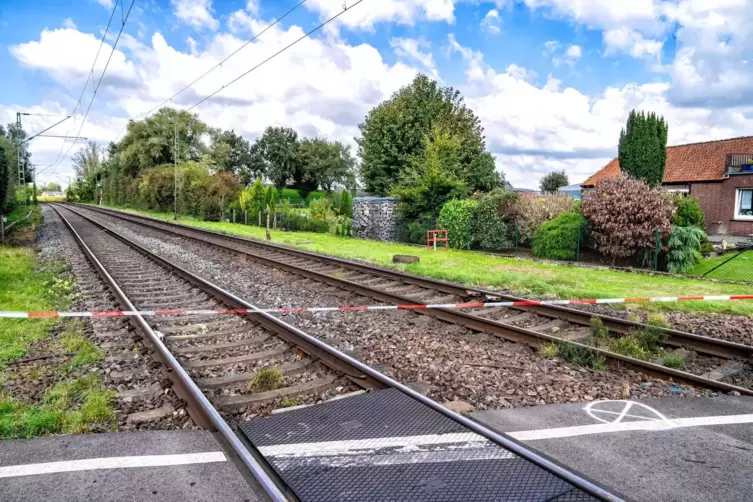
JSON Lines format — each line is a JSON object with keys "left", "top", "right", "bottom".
{"left": 539, "top": 170, "right": 569, "bottom": 194}
{"left": 358, "top": 74, "right": 501, "bottom": 195}
{"left": 255, "top": 127, "right": 302, "bottom": 195}
{"left": 391, "top": 127, "right": 469, "bottom": 218}
{"left": 299, "top": 138, "right": 356, "bottom": 193}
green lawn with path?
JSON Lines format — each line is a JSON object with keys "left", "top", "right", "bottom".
{"left": 94, "top": 204, "right": 753, "bottom": 316}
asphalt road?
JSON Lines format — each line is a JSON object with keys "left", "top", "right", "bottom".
{"left": 0, "top": 430, "right": 265, "bottom": 502}
{"left": 472, "top": 395, "right": 753, "bottom": 502}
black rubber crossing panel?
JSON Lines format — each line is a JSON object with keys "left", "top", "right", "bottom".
{"left": 239, "top": 389, "right": 598, "bottom": 502}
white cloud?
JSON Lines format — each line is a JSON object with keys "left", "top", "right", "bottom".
{"left": 6, "top": 18, "right": 419, "bottom": 186}
{"left": 521, "top": 0, "right": 664, "bottom": 32}
{"left": 663, "top": 0, "right": 753, "bottom": 108}
{"left": 481, "top": 9, "right": 502, "bottom": 34}
{"left": 62, "top": 18, "right": 77, "bottom": 30}
{"left": 95, "top": 0, "right": 114, "bottom": 8}
{"left": 9, "top": 28, "right": 138, "bottom": 90}
{"left": 544, "top": 41, "right": 582, "bottom": 68}
{"left": 305, "top": 0, "right": 456, "bottom": 32}
{"left": 448, "top": 34, "right": 753, "bottom": 188}
{"left": 245, "top": 0, "right": 260, "bottom": 16}
{"left": 603, "top": 28, "right": 663, "bottom": 58}
{"left": 171, "top": 0, "right": 219, "bottom": 31}
{"left": 390, "top": 38, "right": 438, "bottom": 78}
{"left": 543, "top": 40, "right": 560, "bottom": 55}
{"left": 10, "top": 0, "right": 753, "bottom": 192}
{"left": 565, "top": 44, "right": 582, "bottom": 58}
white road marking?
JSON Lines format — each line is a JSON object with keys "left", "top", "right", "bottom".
{"left": 585, "top": 400, "right": 669, "bottom": 424}
{"left": 273, "top": 445, "right": 515, "bottom": 471}
{"left": 258, "top": 432, "right": 490, "bottom": 458}
{"left": 508, "top": 414, "right": 753, "bottom": 441}
{"left": 0, "top": 452, "right": 227, "bottom": 479}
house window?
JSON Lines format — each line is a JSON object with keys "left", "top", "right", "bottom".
{"left": 736, "top": 189, "right": 753, "bottom": 220}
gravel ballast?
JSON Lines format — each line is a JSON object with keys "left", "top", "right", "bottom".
{"left": 76, "top": 206, "right": 728, "bottom": 411}
{"left": 40, "top": 206, "right": 192, "bottom": 431}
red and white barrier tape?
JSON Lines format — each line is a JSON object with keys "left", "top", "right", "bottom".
{"left": 2, "top": 295, "right": 753, "bottom": 319}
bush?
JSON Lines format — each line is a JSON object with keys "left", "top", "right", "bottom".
{"left": 397, "top": 219, "right": 435, "bottom": 244}
{"left": 700, "top": 242, "right": 715, "bottom": 255}
{"left": 514, "top": 193, "right": 574, "bottom": 246}
{"left": 672, "top": 196, "right": 705, "bottom": 228}
{"left": 662, "top": 354, "right": 686, "bottom": 369}
{"left": 666, "top": 225, "right": 704, "bottom": 273}
{"left": 281, "top": 188, "right": 302, "bottom": 205}
{"left": 437, "top": 199, "right": 476, "bottom": 249}
{"left": 471, "top": 188, "right": 517, "bottom": 251}
{"left": 560, "top": 342, "right": 606, "bottom": 370}
{"left": 239, "top": 178, "right": 265, "bottom": 217}
{"left": 339, "top": 190, "right": 352, "bottom": 217}
{"left": 582, "top": 175, "right": 674, "bottom": 263}
{"left": 590, "top": 317, "right": 609, "bottom": 339}
{"left": 309, "top": 196, "right": 335, "bottom": 221}
{"left": 305, "top": 191, "right": 327, "bottom": 206}
{"left": 532, "top": 212, "right": 586, "bottom": 260}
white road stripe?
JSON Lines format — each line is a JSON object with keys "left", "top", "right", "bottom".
{"left": 258, "top": 432, "right": 490, "bottom": 458}
{"left": 0, "top": 452, "right": 227, "bottom": 479}
{"left": 273, "top": 446, "right": 515, "bottom": 471}
{"left": 508, "top": 414, "right": 753, "bottom": 441}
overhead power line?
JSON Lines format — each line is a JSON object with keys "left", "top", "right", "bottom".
{"left": 39, "top": 0, "right": 136, "bottom": 177}
{"left": 115, "top": 0, "right": 309, "bottom": 139}
{"left": 47, "top": 0, "right": 119, "bottom": 170}
{"left": 187, "top": 0, "right": 366, "bottom": 112}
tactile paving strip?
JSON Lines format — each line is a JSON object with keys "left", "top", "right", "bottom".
{"left": 240, "top": 389, "right": 599, "bottom": 502}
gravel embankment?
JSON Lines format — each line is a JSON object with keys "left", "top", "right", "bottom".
{"left": 570, "top": 304, "right": 753, "bottom": 347}
{"left": 80, "top": 208, "right": 723, "bottom": 411}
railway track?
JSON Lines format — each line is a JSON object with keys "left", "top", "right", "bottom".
{"left": 70, "top": 203, "right": 753, "bottom": 395}
{"left": 48, "top": 203, "right": 628, "bottom": 501}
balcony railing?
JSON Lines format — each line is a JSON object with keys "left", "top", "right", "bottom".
{"left": 726, "top": 153, "right": 753, "bottom": 175}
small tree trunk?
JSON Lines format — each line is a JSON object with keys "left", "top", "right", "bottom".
{"left": 258, "top": 211, "right": 262, "bottom": 226}
{"left": 266, "top": 207, "right": 271, "bottom": 241}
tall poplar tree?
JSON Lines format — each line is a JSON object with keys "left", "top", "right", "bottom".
{"left": 618, "top": 110, "right": 668, "bottom": 187}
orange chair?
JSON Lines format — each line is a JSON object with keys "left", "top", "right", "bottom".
{"left": 426, "top": 229, "right": 449, "bottom": 251}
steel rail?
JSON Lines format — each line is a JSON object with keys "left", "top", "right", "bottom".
{"left": 69, "top": 204, "right": 753, "bottom": 395}
{"left": 50, "top": 204, "right": 289, "bottom": 502}
{"left": 52, "top": 204, "right": 626, "bottom": 502}
{"left": 75, "top": 203, "right": 753, "bottom": 361}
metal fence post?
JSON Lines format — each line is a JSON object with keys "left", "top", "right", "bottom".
{"left": 244, "top": 210, "right": 248, "bottom": 225}
{"left": 576, "top": 222, "right": 581, "bottom": 262}
{"left": 515, "top": 221, "right": 519, "bottom": 257}
{"left": 466, "top": 220, "right": 471, "bottom": 250}
{"left": 1, "top": 217, "right": 4, "bottom": 246}
{"left": 654, "top": 228, "right": 660, "bottom": 271}
{"left": 232, "top": 209, "right": 236, "bottom": 224}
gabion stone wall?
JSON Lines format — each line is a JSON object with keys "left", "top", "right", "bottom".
{"left": 352, "top": 197, "right": 399, "bottom": 241}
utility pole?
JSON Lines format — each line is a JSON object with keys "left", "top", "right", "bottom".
{"left": 174, "top": 116, "right": 178, "bottom": 220}
{"left": 16, "top": 113, "right": 23, "bottom": 206}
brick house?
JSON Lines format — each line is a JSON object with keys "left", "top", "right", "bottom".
{"left": 582, "top": 136, "right": 753, "bottom": 236}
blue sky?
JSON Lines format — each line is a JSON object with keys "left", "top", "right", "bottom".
{"left": 1, "top": 0, "right": 752, "bottom": 189}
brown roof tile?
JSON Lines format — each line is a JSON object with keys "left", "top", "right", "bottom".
{"left": 582, "top": 136, "right": 753, "bottom": 186}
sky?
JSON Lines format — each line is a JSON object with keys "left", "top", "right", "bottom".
{"left": 1, "top": 0, "right": 752, "bottom": 190}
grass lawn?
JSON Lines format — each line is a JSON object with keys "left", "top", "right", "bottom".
{"left": 0, "top": 226, "right": 113, "bottom": 438}
{"left": 690, "top": 250, "right": 753, "bottom": 282}
{"left": 94, "top": 204, "right": 753, "bottom": 316}
{"left": 0, "top": 245, "right": 60, "bottom": 364}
